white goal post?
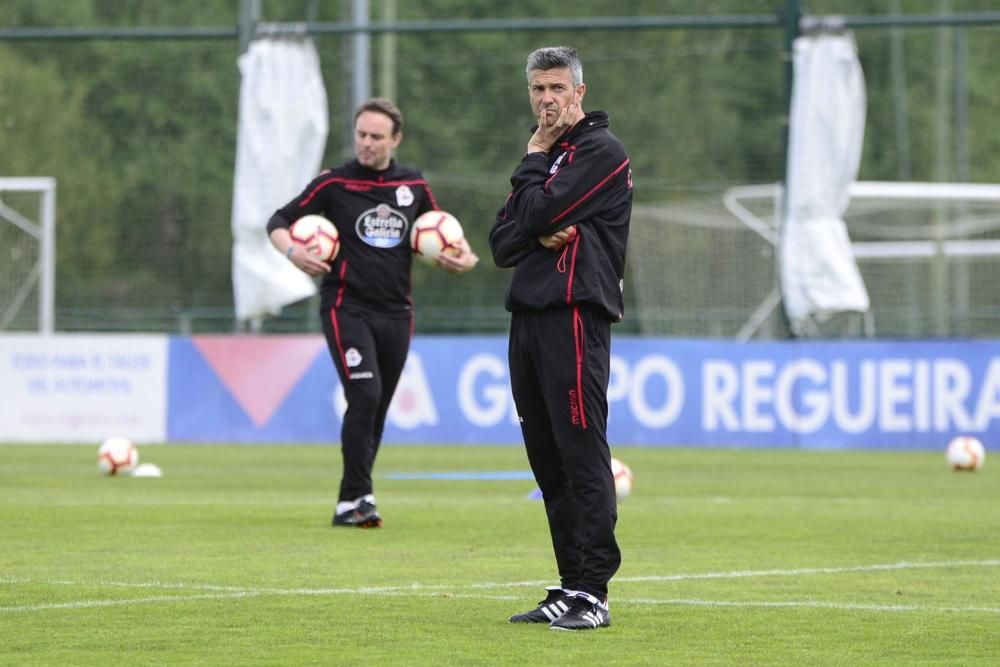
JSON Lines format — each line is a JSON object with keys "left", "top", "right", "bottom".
{"left": 0, "top": 177, "right": 56, "bottom": 334}
{"left": 726, "top": 180, "right": 1000, "bottom": 259}
{"left": 724, "top": 180, "right": 1000, "bottom": 338}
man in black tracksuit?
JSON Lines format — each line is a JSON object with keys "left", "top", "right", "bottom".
{"left": 490, "top": 47, "right": 632, "bottom": 631}
{"left": 268, "top": 98, "right": 478, "bottom": 528}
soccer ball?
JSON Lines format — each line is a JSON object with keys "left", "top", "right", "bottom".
{"left": 611, "top": 457, "right": 634, "bottom": 501}
{"left": 946, "top": 435, "right": 986, "bottom": 471}
{"left": 290, "top": 214, "right": 340, "bottom": 262}
{"left": 98, "top": 437, "right": 138, "bottom": 476}
{"left": 410, "top": 210, "right": 464, "bottom": 264}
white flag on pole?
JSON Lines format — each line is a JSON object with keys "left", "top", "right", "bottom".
{"left": 231, "top": 38, "right": 329, "bottom": 321}
{"left": 780, "top": 33, "right": 870, "bottom": 333}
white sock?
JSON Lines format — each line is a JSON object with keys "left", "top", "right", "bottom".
{"left": 357, "top": 494, "right": 375, "bottom": 505}
{"left": 336, "top": 500, "right": 356, "bottom": 514}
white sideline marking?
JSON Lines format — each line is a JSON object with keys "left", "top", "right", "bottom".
{"left": 3, "top": 592, "right": 259, "bottom": 613}
{"left": 625, "top": 598, "right": 1000, "bottom": 614}
{"left": 3, "top": 559, "right": 999, "bottom": 614}
{"left": 5, "top": 591, "right": 998, "bottom": 615}
{"left": 612, "top": 559, "right": 1000, "bottom": 585}
{"left": 465, "top": 559, "right": 1000, "bottom": 590}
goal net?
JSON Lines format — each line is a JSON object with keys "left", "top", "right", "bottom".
{"left": 0, "top": 178, "right": 56, "bottom": 333}
{"left": 629, "top": 181, "right": 1000, "bottom": 339}
{"left": 629, "top": 191, "right": 782, "bottom": 339}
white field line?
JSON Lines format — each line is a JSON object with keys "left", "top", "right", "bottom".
{"left": 464, "top": 559, "right": 1000, "bottom": 590}
{"left": 2, "top": 560, "right": 999, "bottom": 614}
{"left": 2, "top": 592, "right": 260, "bottom": 613}
{"left": 7, "top": 591, "right": 1000, "bottom": 615}
{"left": 625, "top": 598, "right": 1000, "bottom": 614}
{"left": 610, "top": 559, "right": 1000, "bottom": 585}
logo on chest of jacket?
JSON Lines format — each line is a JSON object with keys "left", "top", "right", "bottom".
{"left": 549, "top": 151, "right": 567, "bottom": 175}
{"left": 395, "top": 185, "right": 414, "bottom": 207}
{"left": 355, "top": 204, "right": 409, "bottom": 248}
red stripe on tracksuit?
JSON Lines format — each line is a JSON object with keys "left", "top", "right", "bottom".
{"left": 556, "top": 234, "right": 582, "bottom": 304}
{"left": 550, "top": 158, "right": 630, "bottom": 225}
{"left": 550, "top": 237, "right": 590, "bottom": 430}
{"left": 329, "top": 260, "right": 351, "bottom": 379}
{"left": 299, "top": 176, "right": 432, "bottom": 207}
{"left": 565, "top": 235, "right": 581, "bottom": 304}
{"left": 572, "top": 306, "right": 588, "bottom": 430}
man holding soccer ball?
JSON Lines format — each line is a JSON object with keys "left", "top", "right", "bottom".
{"left": 490, "top": 46, "right": 632, "bottom": 631}
{"left": 268, "top": 98, "right": 478, "bottom": 528}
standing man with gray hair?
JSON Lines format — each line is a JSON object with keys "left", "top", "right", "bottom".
{"left": 490, "top": 46, "right": 632, "bottom": 631}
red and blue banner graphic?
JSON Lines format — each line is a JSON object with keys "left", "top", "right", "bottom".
{"left": 168, "top": 336, "right": 1000, "bottom": 450}
{"left": 3, "top": 333, "right": 997, "bottom": 447}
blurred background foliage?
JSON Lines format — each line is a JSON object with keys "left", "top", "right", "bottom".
{"left": 1, "top": 1, "right": 999, "bottom": 336}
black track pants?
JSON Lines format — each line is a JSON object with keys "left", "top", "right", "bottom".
{"left": 508, "top": 306, "right": 621, "bottom": 599}
{"left": 322, "top": 306, "right": 411, "bottom": 502}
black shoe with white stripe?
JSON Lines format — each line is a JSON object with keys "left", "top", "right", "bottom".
{"left": 508, "top": 587, "right": 572, "bottom": 623}
{"left": 331, "top": 499, "right": 382, "bottom": 528}
{"left": 548, "top": 594, "right": 610, "bottom": 631}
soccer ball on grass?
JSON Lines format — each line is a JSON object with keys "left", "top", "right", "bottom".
{"left": 410, "top": 210, "right": 464, "bottom": 264}
{"left": 611, "top": 457, "right": 634, "bottom": 500}
{"left": 98, "top": 437, "right": 138, "bottom": 476}
{"left": 290, "top": 214, "right": 340, "bottom": 262}
{"left": 946, "top": 436, "right": 985, "bottom": 471}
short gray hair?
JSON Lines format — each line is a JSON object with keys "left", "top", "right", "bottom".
{"left": 525, "top": 46, "right": 583, "bottom": 87}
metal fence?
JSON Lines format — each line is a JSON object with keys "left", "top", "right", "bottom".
{"left": 2, "top": 1, "right": 1000, "bottom": 338}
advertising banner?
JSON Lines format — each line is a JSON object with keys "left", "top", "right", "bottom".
{"left": 4, "top": 334, "right": 997, "bottom": 448}
{"left": 0, "top": 334, "right": 168, "bottom": 443}
{"left": 168, "top": 336, "right": 1000, "bottom": 450}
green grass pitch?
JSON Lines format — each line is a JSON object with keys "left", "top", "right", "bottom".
{"left": 2, "top": 443, "right": 998, "bottom": 665}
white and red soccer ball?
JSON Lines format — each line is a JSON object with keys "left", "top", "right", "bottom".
{"left": 611, "top": 457, "right": 634, "bottom": 501}
{"left": 946, "top": 436, "right": 986, "bottom": 471}
{"left": 290, "top": 214, "right": 340, "bottom": 262}
{"left": 410, "top": 210, "right": 464, "bottom": 264}
{"left": 98, "top": 437, "right": 138, "bottom": 476}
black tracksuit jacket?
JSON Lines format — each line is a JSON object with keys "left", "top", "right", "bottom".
{"left": 489, "top": 111, "right": 631, "bottom": 599}
{"left": 489, "top": 111, "right": 632, "bottom": 321}
{"left": 267, "top": 159, "right": 437, "bottom": 317}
